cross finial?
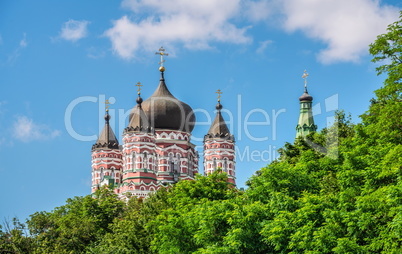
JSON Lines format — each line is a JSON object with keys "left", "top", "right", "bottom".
{"left": 302, "top": 70, "right": 309, "bottom": 88}
{"left": 105, "top": 99, "right": 110, "bottom": 112}
{"left": 155, "top": 46, "right": 169, "bottom": 71}
{"left": 216, "top": 89, "right": 223, "bottom": 102}
{"left": 136, "top": 82, "right": 143, "bottom": 95}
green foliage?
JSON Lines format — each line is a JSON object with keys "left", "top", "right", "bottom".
{"left": 365, "top": 11, "right": 402, "bottom": 144}
{"left": 89, "top": 188, "right": 170, "bottom": 254}
{"left": 150, "top": 171, "right": 238, "bottom": 254}
{"left": 0, "top": 218, "right": 35, "bottom": 254}
{"left": 27, "top": 186, "right": 125, "bottom": 253}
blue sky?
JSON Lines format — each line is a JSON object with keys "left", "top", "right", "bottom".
{"left": 1, "top": 0, "right": 401, "bottom": 221}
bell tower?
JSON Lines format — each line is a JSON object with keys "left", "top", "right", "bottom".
{"left": 296, "top": 70, "right": 317, "bottom": 137}
{"left": 91, "top": 103, "right": 123, "bottom": 193}
{"left": 120, "top": 84, "right": 158, "bottom": 198}
{"left": 204, "top": 90, "right": 236, "bottom": 185}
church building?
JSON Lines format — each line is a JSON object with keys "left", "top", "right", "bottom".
{"left": 90, "top": 48, "right": 317, "bottom": 198}
{"left": 91, "top": 47, "right": 236, "bottom": 198}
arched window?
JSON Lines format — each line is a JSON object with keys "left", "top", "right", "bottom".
{"left": 149, "top": 155, "right": 153, "bottom": 171}
{"left": 170, "top": 161, "right": 175, "bottom": 173}
{"left": 132, "top": 152, "right": 136, "bottom": 170}
{"left": 155, "top": 154, "right": 159, "bottom": 171}
{"left": 177, "top": 154, "right": 181, "bottom": 173}
{"left": 100, "top": 167, "right": 104, "bottom": 179}
{"left": 224, "top": 158, "right": 228, "bottom": 172}
{"left": 188, "top": 155, "right": 193, "bottom": 176}
{"left": 144, "top": 152, "right": 148, "bottom": 170}
{"left": 169, "top": 154, "right": 174, "bottom": 172}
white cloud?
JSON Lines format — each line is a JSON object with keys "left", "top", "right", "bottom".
{"left": 256, "top": 40, "right": 273, "bottom": 54}
{"left": 281, "top": 0, "right": 400, "bottom": 64}
{"left": 60, "top": 19, "right": 90, "bottom": 42}
{"left": 105, "top": 0, "right": 251, "bottom": 59}
{"left": 13, "top": 116, "right": 60, "bottom": 142}
{"left": 243, "top": 0, "right": 278, "bottom": 22}
{"left": 19, "top": 33, "right": 27, "bottom": 48}
{"left": 105, "top": 0, "right": 400, "bottom": 64}
{"left": 87, "top": 46, "right": 106, "bottom": 59}
{"left": 7, "top": 33, "right": 28, "bottom": 64}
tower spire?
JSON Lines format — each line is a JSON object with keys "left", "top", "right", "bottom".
{"left": 126, "top": 82, "right": 151, "bottom": 132}
{"left": 141, "top": 46, "right": 196, "bottom": 133}
{"left": 105, "top": 99, "right": 111, "bottom": 142}
{"left": 204, "top": 90, "right": 236, "bottom": 185}
{"left": 91, "top": 99, "right": 121, "bottom": 193}
{"left": 92, "top": 98, "right": 119, "bottom": 150}
{"left": 296, "top": 70, "right": 317, "bottom": 138}
{"left": 206, "top": 90, "right": 231, "bottom": 137}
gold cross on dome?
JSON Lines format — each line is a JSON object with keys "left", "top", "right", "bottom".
{"left": 155, "top": 46, "right": 169, "bottom": 67}
{"left": 105, "top": 99, "right": 110, "bottom": 112}
{"left": 302, "top": 70, "right": 309, "bottom": 87}
{"left": 135, "top": 82, "right": 143, "bottom": 94}
{"left": 216, "top": 89, "right": 222, "bottom": 102}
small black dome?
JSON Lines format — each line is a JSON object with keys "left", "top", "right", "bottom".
{"left": 299, "top": 92, "right": 313, "bottom": 101}
{"left": 104, "top": 112, "right": 111, "bottom": 121}
{"left": 136, "top": 95, "right": 143, "bottom": 105}
{"left": 216, "top": 102, "right": 223, "bottom": 110}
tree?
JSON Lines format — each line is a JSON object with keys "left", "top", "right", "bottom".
{"left": 150, "top": 171, "right": 239, "bottom": 253}
{"left": 89, "top": 188, "right": 170, "bottom": 254}
{"left": 0, "top": 218, "right": 35, "bottom": 254}
{"left": 365, "top": 11, "right": 402, "bottom": 144}
{"left": 27, "top": 187, "right": 124, "bottom": 253}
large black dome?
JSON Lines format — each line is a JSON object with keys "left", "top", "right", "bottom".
{"left": 140, "top": 72, "right": 195, "bottom": 133}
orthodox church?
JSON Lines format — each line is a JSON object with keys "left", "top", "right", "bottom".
{"left": 90, "top": 48, "right": 316, "bottom": 198}
{"left": 91, "top": 48, "right": 236, "bottom": 198}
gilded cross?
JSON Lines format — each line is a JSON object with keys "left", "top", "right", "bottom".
{"left": 136, "top": 82, "right": 143, "bottom": 94}
{"left": 216, "top": 89, "right": 222, "bottom": 102}
{"left": 302, "top": 70, "right": 309, "bottom": 88}
{"left": 105, "top": 99, "right": 110, "bottom": 112}
{"left": 155, "top": 46, "right": 169, "bottom": 67}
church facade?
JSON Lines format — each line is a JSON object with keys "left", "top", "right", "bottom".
{"left": 90, "top": 49, "right": 316, "bottom": 198}
{"left": 91, "top": 48, "right": 236, "bottom": 198}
